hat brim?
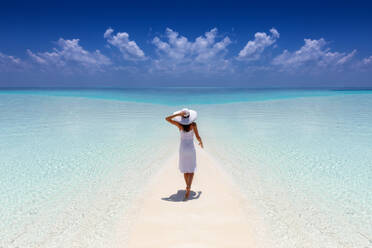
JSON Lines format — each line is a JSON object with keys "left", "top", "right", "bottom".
{"left": 172, "top": 109, "right": 197, "bottom": 125}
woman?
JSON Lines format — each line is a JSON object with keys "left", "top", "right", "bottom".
{"left": 165, "top": 108, "right": 203, "bottom": 200}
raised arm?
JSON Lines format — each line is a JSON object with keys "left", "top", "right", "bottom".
{"left": 165, "top": 112, "right": 184, "bottom": 130}
{"left": 192, "top": 122, "right": 203, "bottom": 148}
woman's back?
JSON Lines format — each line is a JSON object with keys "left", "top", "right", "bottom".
{"left": 179, "top": 128, "right": 196, "bottom": 174}
{"left": 165, "top": 109, "right": 202, "bottom": 200}
{"left": 180, "top": 128, "right": 194, "bottom": 141}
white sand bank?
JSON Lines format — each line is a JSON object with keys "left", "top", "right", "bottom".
{"left": 120, "top": 147, "right": 258, "bottom": 248}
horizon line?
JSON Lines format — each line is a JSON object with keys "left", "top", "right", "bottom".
{"left": 1, "top": 86, "right": 372, "bottom": 91}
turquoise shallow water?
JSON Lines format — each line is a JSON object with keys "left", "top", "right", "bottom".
{"left": 0, "top": 88, "right": 371, "bottom": 247}
{"left": 195, "top": 95, "right": 372, "bottom": 247}
{"left": 0, "top": 95, "right": 179, "bottom": 247}
{"left": 1, "top": 87, "right": 370, "bottom": 105}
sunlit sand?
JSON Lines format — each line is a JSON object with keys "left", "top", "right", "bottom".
{"left": 123, "top": 147, "right": 258, "bottom": 248}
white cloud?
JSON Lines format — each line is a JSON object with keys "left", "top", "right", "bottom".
{"left": 362, "top": 55, "right": 372, "bottom": 65}
{"left": 0, "top": 52, "right": 24, "bottom": 71}
{"left": 151, "top": 28, "right": 232, "bottom": 73}
{"left": 104, "top": 28, "right": 146, "bottom": 61}
{"left": 104, "top": 28, "right": 114, "bottom": 39}
{"left": 0, "top": 52, "right": 21, "bottom": 64}
{"left": 353, "top": 55, "right": 372, "bottom": 71}
{"left": 336, "top": 49, "right": 356, "bottom": 65}
{"left": 27, "top": 49, "right": 48, "bottom": 64}
{"left": 237, "top": 28, "right": 279, "bottom": 61}
{"left": 27, "top": 38, "right": 111, "bottom": 71}
{"left": 272, "top": 38, "right": 356, "bottom": 71}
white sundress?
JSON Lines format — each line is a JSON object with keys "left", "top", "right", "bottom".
{"left": 178, "top": 128, "right": 197, "bottom": 173}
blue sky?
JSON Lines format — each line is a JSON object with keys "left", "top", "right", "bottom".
{"left": 1, "top": 0, "right": 372, "bottom": 88}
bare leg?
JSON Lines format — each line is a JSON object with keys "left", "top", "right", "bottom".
{"left": 189, "top": 173, "right": 194, "bottom": 188}
{"left": 183, "top": 173, "right": 190, "bottom": 200}
{"left": 187, "top": 173, "right": 193, "bottom": 188}
{"left": 184, "top": 173, "right": 191, "bottom": 194}
{"left": 183, "top": 173, "right": 188, "bottom": 187}
{"left": 185, "top": 173, "right": 193, "bottom": 199}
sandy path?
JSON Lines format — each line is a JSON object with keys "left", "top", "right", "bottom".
{"left": 124, "top": 147, "right": 257, "bottom": 248}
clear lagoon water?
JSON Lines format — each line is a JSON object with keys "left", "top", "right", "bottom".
{"left": 0, "top": 88, "right": 371, "bottom": 247}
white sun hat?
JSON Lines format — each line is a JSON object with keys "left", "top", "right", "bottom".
{"left": 172, "top": 108, "right": 197, "bottom": 125}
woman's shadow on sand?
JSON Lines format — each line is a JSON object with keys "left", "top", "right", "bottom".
{"left": 161, "top": 190, "right": 202, "bottom": 202}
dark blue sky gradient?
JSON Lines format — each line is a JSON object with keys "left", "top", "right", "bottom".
{"left": 1, "top": 0, "right": 372, "bottom": 87}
